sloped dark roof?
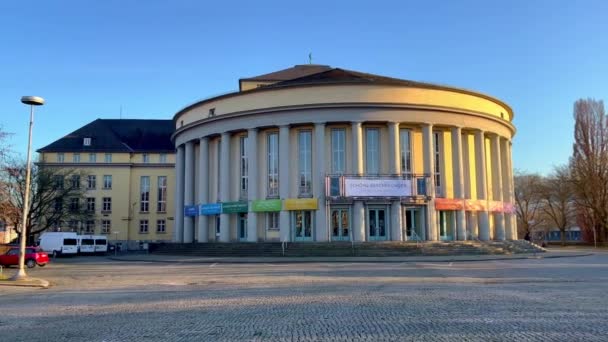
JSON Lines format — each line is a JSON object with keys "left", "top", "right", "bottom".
{"left": 239, "top": 64, "right": 333, "bottom": 82}
{"left": 37, "top": 119, "right": 175, "bottom": 153}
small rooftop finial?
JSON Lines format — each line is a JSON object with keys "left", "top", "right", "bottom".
{"left": 308, "top": 52, "right": 312, "bottom": 65}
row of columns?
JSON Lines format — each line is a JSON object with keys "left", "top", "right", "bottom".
{"left": 174, "top": 122, "right": 516, "bottom": 243}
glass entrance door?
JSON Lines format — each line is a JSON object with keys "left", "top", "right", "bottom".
{"left": 438, "top": 211, "right": 454, "bottom": 241}
{"left": 330, "top": 208, "right": 350, "bottom": 241}
{"left": 404, "top": 207, "right": 423, "bottom": 241}
{"left": 238, "top": 213, "right": 248, "bottom": 241}
{"left": 293, "top": 211, "right": 313, "bottom": 241}
{"left": 368, "top": 207, "right": 388, "bottom": 241}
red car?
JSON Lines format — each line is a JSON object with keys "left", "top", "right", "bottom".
{"left": 0, "top": 247, "right": 49, "bottom": 268}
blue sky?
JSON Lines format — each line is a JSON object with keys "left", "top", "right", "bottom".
{"left": 1, "top": 0, "right": 607, "bottom": 174}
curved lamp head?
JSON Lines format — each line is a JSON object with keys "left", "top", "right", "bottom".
{"left": 21, "top": 96, "right": 45, "bottom": 106}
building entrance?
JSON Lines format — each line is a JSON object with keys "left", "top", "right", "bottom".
{"left": 368, "top": 207, "right": 388, "bottom": 241}
{"left": 403, "top": 207, "right": 423, "bottom": 241}
{"left": 330, "top": 208, "right": 350, "bottom": 241}
{"left": 238, "top": 213, "right": 247, "bottom": 241}
{"left": 293, "top": 210, "right": 313, "bottom": 241}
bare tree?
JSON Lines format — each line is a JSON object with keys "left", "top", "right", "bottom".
{"left": 0, "top": 125, "right": 12, "bottom": 162}
{"left": 514, "top": 171, "right": 545, "bottom": 238}
{"left": 570, "top": 98, "right": 608, "bottom": 244}
{"left": 538, "top": 165, "right": 576, "bottom": 245}
{"left": 3, "top": 160, "right": 93, "bottom": 244}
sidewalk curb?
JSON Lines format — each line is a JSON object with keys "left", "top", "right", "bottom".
{"left": 107, "top": 252, "right": 593, "bottom": 265}
{"left": 0, "top": 277, "right": 50, "bottom": 289}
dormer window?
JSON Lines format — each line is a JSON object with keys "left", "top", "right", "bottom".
{"left": 209, "top": 108, "right": 216, "bottom": 117}
{"left": 83, "top": 137, "right": 91, "bottom": 146}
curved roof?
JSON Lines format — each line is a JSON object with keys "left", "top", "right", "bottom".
{"left": 174, "top": 66, "right": 514, "bottom": 123}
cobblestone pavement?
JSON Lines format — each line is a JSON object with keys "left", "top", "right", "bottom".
{"left": 1, "top": 253, "right": 608, "bottom": 341}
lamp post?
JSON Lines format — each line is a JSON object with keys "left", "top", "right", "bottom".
{"left": 11, "top": 96, "right": 44, "bottom": 280}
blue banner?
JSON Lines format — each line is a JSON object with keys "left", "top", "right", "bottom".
{"left": 199, "top": 203, "right": 222, "bottom": 215}
{"left": 184, "top": 205, "right": 198, "bottom": 217}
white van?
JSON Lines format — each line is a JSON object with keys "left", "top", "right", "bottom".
{"left": 38, "top": 232, "right": 79, "bottom": 257}
{"left": 78, "top": 235, "right": 108, "bottom": 254}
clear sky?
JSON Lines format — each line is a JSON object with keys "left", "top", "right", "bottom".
{"left": 1, "top": 0, "right": 607, "bottom": 174}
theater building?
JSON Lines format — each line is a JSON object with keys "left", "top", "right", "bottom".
{"left": 172, "top": 65, "right": 516, "bottom": 243}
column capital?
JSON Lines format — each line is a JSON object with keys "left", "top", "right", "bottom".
{"left": 351, "top": 121, "right": 363, "bottom": 127}
{"left": 247, "top": 127, "right": 259, "bottom": 133}
{"left": 199, "top": 136, "right": 209, "bottom": 143}
{"left": 314, "top": 122, "right": 326, "bottom": 127}
{"left": 421, "top": 122, "right": 433, "bottom": 128}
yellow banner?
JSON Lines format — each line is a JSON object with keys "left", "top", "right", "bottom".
{"left": 284, "top": 198, "right": 318, "bottom": 210}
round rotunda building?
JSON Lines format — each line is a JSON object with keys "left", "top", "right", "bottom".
{"left": 172, "top": 65, "right": 516, "bottom": 243}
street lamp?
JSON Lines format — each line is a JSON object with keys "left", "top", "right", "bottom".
{"left": 11, "top": 96, "right": 44, "bottom": 281}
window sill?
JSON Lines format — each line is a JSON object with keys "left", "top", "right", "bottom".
{"left": 102, "top": 187, "right": 112, "bottom": 190}
{"left": 156, "top": 231, "right": 166, "bottom": 234}
{"left": 139, "top": 231, "right": 149, "bottom": 234}
{"left": 156, "top": 211, "right": 166, "bottom": 214}
{"left": 101, "top": 211, "right": 112, "bottom": 214}
{"left": 139, "top": 212, "right": 150, "bottom": 214}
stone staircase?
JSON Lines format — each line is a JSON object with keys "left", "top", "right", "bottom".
{"left": 149, "top": 240, "right": 545, "bottom": 257}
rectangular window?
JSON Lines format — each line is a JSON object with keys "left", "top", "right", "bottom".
{"left": 86, "top": 197, "right": 96, "bottom": 212}
{"left": 140, "top": 176, "right": 150, "bottom": 212}
{"left": 87, "top": 175, "right": 96, "bottom": 189}
{"left": 103, "top": 175, "right": 112, "bottom": 189}
{"left": 101, "top": 220, "right": 111, "bottom": 234}
{"left": 365, "top": 128, "right": 380, "bottom": 175}
{"left": 71, "top": 175, "right": 80, "bottom": 189}
{"left": 267, "top": 212, "right": 279, "bottom": 231}
{"left": 240, "top": 136, "right": 248, "bottom": 198}
{"left": 73, "top": 153, "right": 80, "bottom": 163}
{"left": 267, "top": 132, "right": 279, "bottom": 197}
{"left": 85, "top": 220, "right": 95, "bottom": 233}
{"left": 53, "top": 175, "right": 64, "bottom": 190}
{"left": 157, "top": 176, "right": 167, "bottom": 212}
{"left": 157, "top": 219, "right": 166, "bottom": 233}
{"left": 57, "top": 153, "right": 64, "bottom": 162}
{"left": 139, "top": 219, "right": 149, "bottom": 233}
{"left": 298, "top": 130, "right": 312, "bottom": 195}
{"left": 433, "top": 132, "right": 442, "bottom": 196}
{"left": 159, "top": 153, "right": 167, "bottom": 163}
{"left": 400, "top": 129, "right": 412, "bottom": 176}
{"left": 54, "top": 198, "right": 63, "bottom": 212}
{"left": 142, "top": 154, "right": 150, "bottom": 163}
{"left": 331, "top": 128, "right": 346, "bottom": 174}
{"left": 68, "top": 220, "right": 78, "bottom": 232}
{"left": 104, "top": 153, "right": 112, "bottom": 163}
{"left": 83, "top": 137, "right": 91, "bottom": 146}
{"left": 102, "top": 197, "right": 111, "bottom": 212}
{"left": 70, "top": 198, "right": 80, "bottom": 213}
{"left": 89, "top": 153, "right": 96, "bottom": 163}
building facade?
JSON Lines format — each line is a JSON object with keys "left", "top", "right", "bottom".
{"left": 37, "top": 119, "right": 175, "bottom": 250}
{"left": 172, "top": 65, "right": 517, "bottom": 243}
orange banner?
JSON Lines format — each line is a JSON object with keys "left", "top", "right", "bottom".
{"left": 435, "top": 198, "right": 464, "bottom": 210}
{"left": 464, "top": 199, "right": 487, "bottom": 211}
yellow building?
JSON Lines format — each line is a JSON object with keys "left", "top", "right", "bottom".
{"left": 37, "top": 119, "right": 175, "bottom": 250}
{"left": 173, "top": 65, "right": 516, "bottom": 243}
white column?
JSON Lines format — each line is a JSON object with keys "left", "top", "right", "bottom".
{"left": 351, "top": 122, "right": 365, "bottom": 241}
{"left": 491, "top": 135, "right": 505, "bottom": 241}
{"left": 422, "top": 123, "right": 437, "bottom": 241}
{"left": 174, "top": 144, "right": 185, "bottom": 243}
{"left": 505, "top": 140, "right": 517, "bottom": 239}
{"left": 475, "top": 130, "right": 490, "bottom": 241}
{"left": 279, "top": 125, "right": 290, "bottom": 242}
{"left": 247, "top": 128, "right": 258, "bottom": 242}
{"left": 219, "top": 132, "right": 230, "bottom": 242}
{"left": 462, "top": 133, "right": 478, "bottom": 239}
{"left": 183, "top": 141, "right": 195, "bottom": 243}
{"left": 388, "top": 122, "right": 402, "bottom": 241}
{"left": 197, "top": 137, "right": 209, "bottom": 242}
{"left": 314, "top": 123, "right": 328, "bottom": 242}
{"left": 452, "top": 126, "right": 466, "bottom": 241}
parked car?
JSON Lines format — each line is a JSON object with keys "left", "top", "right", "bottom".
{"left": 0, "top": 247, "right": 49, "bottom": 268}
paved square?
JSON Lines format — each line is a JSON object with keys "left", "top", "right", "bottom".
{"left": 1, "top": 252, "right": 608, "bottom": 341}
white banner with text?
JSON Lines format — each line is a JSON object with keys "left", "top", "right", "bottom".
{"left": 344, "top": 178, "right": 412, "bottom": 197}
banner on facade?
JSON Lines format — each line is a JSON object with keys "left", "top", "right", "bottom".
{"left": 284, "top": 198, "right": 318, "bottom": 210}
{"left": 184, "top": 205, "right": 198, "bottom": 217}
{"left": 199, "top": 203, "right": 221, "bottom": 215}
{"left": 251, "top": 199, "right": 282, "bottom": 212}
{"left": 344, "top": 178, "right": 412, "bottom": 197}
{"left": 502, "top": 202, "right": 515, "bottom": 214}
{"left": 222, "top": 201, "right": 248, "bottom": 214}
{"left": 488, "top": 201, "right": 504, "bottom": 213}
{"left": 435, "top": 198, "right": 464, "bottom": 210}
{"left": 464, "top": 199, "right": 487, "bottom": 211}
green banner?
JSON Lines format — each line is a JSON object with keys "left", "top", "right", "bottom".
{"left": 222, "top": 201, "right": 248, "bottom": 214}
{"left": 251, "top": 199, "right": 282, "bottom": 212}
